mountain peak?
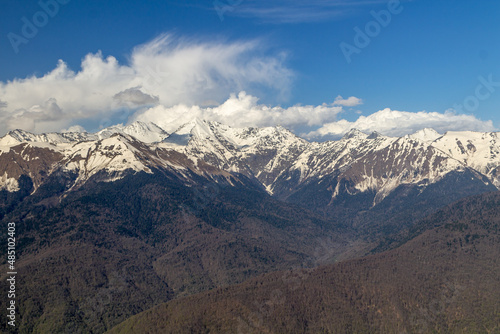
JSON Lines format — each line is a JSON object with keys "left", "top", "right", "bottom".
{"left": 367, "top": 131, "right": 384, "bottom": 139}
{"left": 0, "top": 128, "right": 96, "bottom": 146}
{"left": 342, "top": 128, "right": 368, "bottom": 140}
{"left": 2, "top": 129, "right": 34, "bottom": 144}
{"left": 407, "top": 128, "right": 441, "bottom": 143}
{"left": 170, "top": 118, "right": 208, "bottom": 135}
{"left": 161, "top": 118, "right": 214, "bottom": 147}
{"left": 98, "top": 121, "right": 169, "bottom": 143}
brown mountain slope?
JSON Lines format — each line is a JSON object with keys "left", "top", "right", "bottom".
{"left": 108, "top": 192, "right": 500, "bottom": 334}
{"left": 0, "top": 169, "right": 351, "bottom": 333}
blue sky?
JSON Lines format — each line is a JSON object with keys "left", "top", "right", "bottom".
{"left": 0, "top": 0, "right": 499, "bottom": 139}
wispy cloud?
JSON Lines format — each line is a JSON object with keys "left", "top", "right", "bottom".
{"left": 226, "top": 0, "right": 389, "bottom": 23}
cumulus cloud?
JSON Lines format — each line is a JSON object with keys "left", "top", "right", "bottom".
{"left": 132, "top": 91, "right": 345, "bottom": 133}
{"left": 5, "top": 98, "right": 66, "bottom": 133}
{"left": 0, "top": 34, "right": 293, "bottom": 135}
{"left": 0, "top": 33, "right": 495, "bottom": 140}
{"left": 333, "top": 95, "right": 363, "bottom": 107}
{"left": 306, "top": 108, "right": 496, "bottom": 140}
{"left": 113, "top": 87, "right": 159, "bottom": 107}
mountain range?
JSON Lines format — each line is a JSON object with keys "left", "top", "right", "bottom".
{"left": 1, "top": 119, "right": 499, "bottom": 236}
{"left": 2, "top": 119, "right": 499, "bottom": 202}
{"left": 0, "top": 120, "right": 499, "bottom": 332}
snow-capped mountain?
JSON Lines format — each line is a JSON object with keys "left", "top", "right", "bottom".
{"left": 431, "top": 131, "right": 500, "bottom": 188}
{"left": 0, "top": 121, "right": 168, "bottom": 148}
{"left": 159, "top": 120, "right": 499, "bottom": 202}
{"left": 161, "top": 118, "right": 309, "bottom": 191}
{"left": 96, "top": 121, "right": 169, "bottom": 143}
{"left": 406, "top": 128, "right": 442, "bottom": 143}
{"left": 0, "top": 128, "right": 97, "bottom": 146}
{"left": 0, "top": 123, "right": 238, "bottom": 193}
{"left": 1, "top": 120, "right": 499, "bottom": 220}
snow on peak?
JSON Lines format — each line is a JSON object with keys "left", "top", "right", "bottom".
{"left": 98, "top": 121, "right": 169, "bottom": 143}
{"left": 4, "top": 129, "right": 38, "bottom": 142}
{"left": 0, "top": 131, "right": 28, "bottom": 146}
{"left": 407, "top": 128, "right": 442, "bottom": 143}
{"left": 2, "top": 119, "right": 500, "bottom": 197}
{"left": 342, "top": 129, "right": 368, "bottom": 140}
{"left": 162, "top": 119, "right": 305, "bottom": 149}
{"left": 168, "top": 118, "right": 211, "bottom": 136}
{"left": 367, "top": 131, "right": 384, "bottom": 139}
{"left": 0, "top": 129, "right": 95, "bottom": 145}
{"left": 430, "top": 130, "right": 500, "bottom": 187}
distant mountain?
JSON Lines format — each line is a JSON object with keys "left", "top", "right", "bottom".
{"left": 108, "top": 191, "right": 500, "bottom": 333}
{"left": 432, "top": 130, "right": 500, "bottom": 187}
{"left": 96, "top": 121, "right": 169, "bottom": 143}
{"left": 2, "top": 120, "right": 497, "bottom": 233}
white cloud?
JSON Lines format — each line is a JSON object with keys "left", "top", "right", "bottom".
{"left": 0, "top": 34, "right": 293, "bottom": 135}
{"left": 1, "top": 33, "right": 495, "bottom": 141}
{"left": 5, "top": 98, "right": 66, "bottom": 133}
{"left": 132, "top": 91, "right": 345, "bottom": 133}
{"left": 113, "top": 87, "right": 159, "bottom": 107}
{"left": 334, "top": 95, "right": 363, "bottom": 107}
{"left": 306, "top": 108, "right": 496, "bottom": 140}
